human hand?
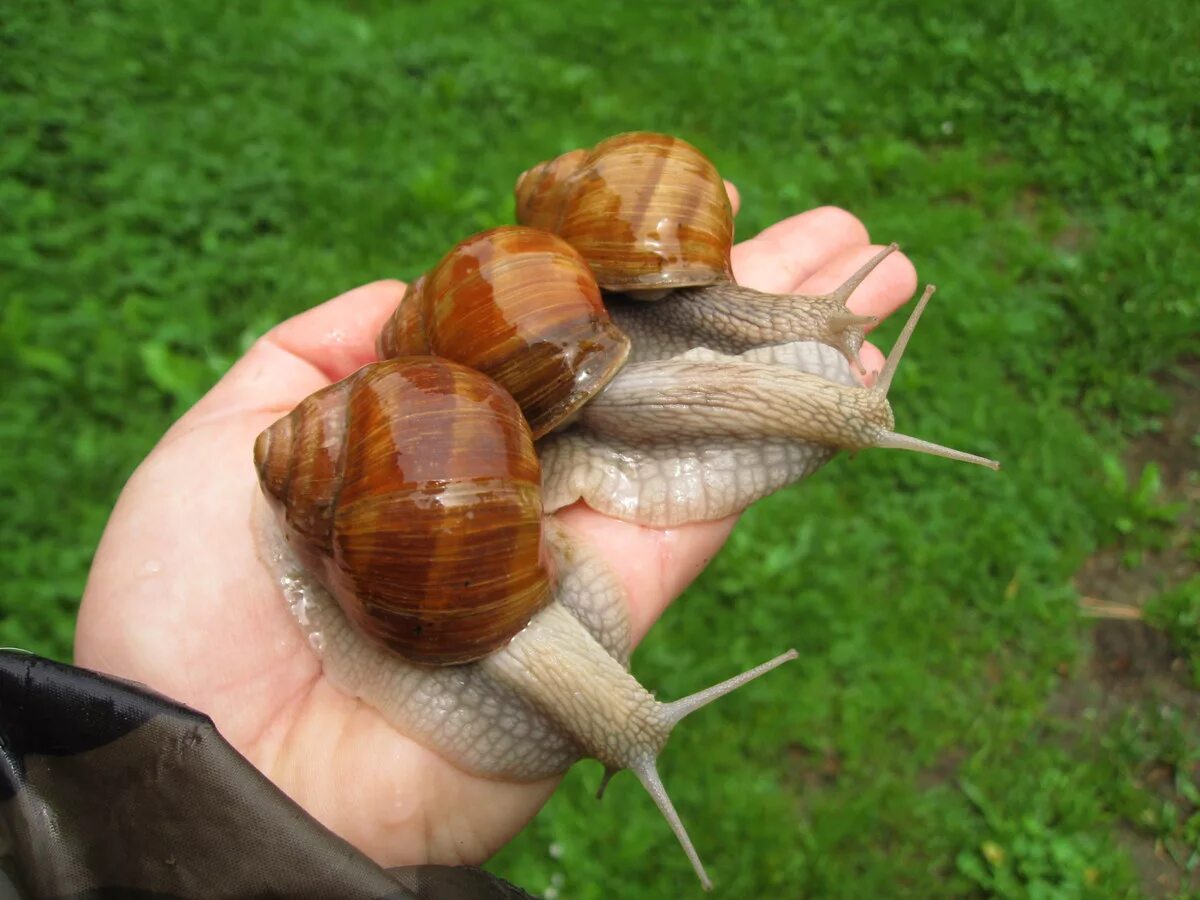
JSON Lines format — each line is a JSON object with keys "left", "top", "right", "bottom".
{"left": 74, "top": 201, "right": 917, "bottom": 867}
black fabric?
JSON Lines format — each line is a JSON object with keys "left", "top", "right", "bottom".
{"left": 0, "top": 651, "right": 535, "bottom": 900}
{"left": 0, "top": 655, "right": 191, "bottom": 800}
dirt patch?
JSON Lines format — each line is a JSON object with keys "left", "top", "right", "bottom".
{"left": 1059, "top": 360, "right": 1200, "bottom": 897}
{"left": 785, "top": 742, "right": 843, "bottom": 792}
{"left": 1050, "top": 618, "right": 1199, "bottom": 897}
{"left": 1074, "top": 359, "right": 1199, "bottom": 651}
{"left": 1123, "top": 359, "right": 1200, "bottom": 497}
{"left": 1090, "top": 618, "right": 1188, "bottom": 684}
{"left": 1114, "top": 822, "right": 1199, "bottom": 898}
{"left": 915, "top": 747, "right": 969, "bottom": 791}
{"left": 1009, "top": 187, "right": 1093, "bottom": 252}
{"left": 1047, "top": 615, "right": 1199, "bottom": 896}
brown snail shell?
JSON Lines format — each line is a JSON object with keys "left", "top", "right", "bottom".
{"left": 253, "top": 357, "right": 551, "bottom": 666}
{"left": 514, "top": 132, "right": 735, "bottom": 293}
{"left": 376, "top": 226, "right": 631, "bottom": 440}
{"left": 514, "top": 148, "right": 588, "bottom": 232}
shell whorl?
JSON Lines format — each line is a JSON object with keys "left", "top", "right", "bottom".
{"left": 376, "top": 226, "right": 631, "bottom": 439}
{"left": 514, "top": 132, "right": 735, "bottom": 293}
{"left": 514, "top": 148, "right": 588, "bottom": 232}
{"left": 254, "top": 358, "right": 552, "bottom": 666}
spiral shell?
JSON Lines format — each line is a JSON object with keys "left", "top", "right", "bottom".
{"left": 515, "top": 149, "right": 588, "bottom": 232}
{"left": 254, "top": 358, "right": 551, "bottom": 666}
{"left": 514, "top": 132, "right": 735, "bottom": 293}
{"left": 377, "top": 226, "right": 631, "bottom": 439}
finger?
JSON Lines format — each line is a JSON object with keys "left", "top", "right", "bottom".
{"left": 264, "top": 279, "right": 407, "bottom": 381}
{"left": 794, "top": 244, "right": 918, "bottom": 329}
{"left": 188, "top": 280, "right": 407, "bottom": 422}
{"left": 724, "top": 180, "right": 740, "bottom": 217}
{"left": 554, "top": 503, "right": 738, "bottom": 645}
{"left": 731, "top": 206, "right": 871, "bottom": 294}
{"left": 858, "top": 341, "right": 886, "bottom": 386}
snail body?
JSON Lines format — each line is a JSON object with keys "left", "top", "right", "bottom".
{"left": 605, "top": 245, "right": 894, "bottom": 368}
{"left": 254, "top": 357, "right": 796, "bottom": 889}
{"left": 515, "top": 131, "right": 884, "bottom": 373}
{"left": 539, "top": 282, "right": 997, "bottom": 526}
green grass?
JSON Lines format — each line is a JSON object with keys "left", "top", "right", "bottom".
{"left": 3, "top": 0, "right": 1199, "bottom": 896}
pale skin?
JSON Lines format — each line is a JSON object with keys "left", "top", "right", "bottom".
{"left": 74, "top": 198, "right": 917, "bottom": 868}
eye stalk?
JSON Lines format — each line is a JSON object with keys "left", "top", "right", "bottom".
{"left": 868, "top": 285, "right": 1000, "bottom": 471}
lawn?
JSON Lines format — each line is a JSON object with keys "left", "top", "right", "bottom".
{"left": 2, "top": 0, "right": 1198, "bottom": 896}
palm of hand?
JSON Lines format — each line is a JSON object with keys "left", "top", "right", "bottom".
{"left": 75, "top": 205, "right": 916, "bottom": 868}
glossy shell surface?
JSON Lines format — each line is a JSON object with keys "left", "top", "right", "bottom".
{"left": 377, "top": 226, "right": 630, "bottom": 438}
{"left": 254, "top": 358, "right": 551, "bottom": 666}
{"left": 514, "top": 132, "right": 735, "bottom": 292}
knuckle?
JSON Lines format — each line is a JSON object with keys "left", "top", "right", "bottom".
{"left": 810, "top": 206, "right": 870, "bottom": 245}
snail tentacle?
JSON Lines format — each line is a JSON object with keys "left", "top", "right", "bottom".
{"left": 611, "top": 243, "right": 899, "bottom": 373}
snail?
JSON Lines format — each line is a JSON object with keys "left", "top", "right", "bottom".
{"left": 272, "top": 139, "right": 1001, "bottom": 889}
{"left": 253, "top": 356, "right": 799, "bottom": 889}
{"left": 537, "top": 281, "right": 1003, "bottom": 526}
{"left": 376, "top": 225, "right": 630, "bottom": 440}
{"left": 377, "top": 224, "right": 999, "bottom": 528}
{"left": 515, "top": 131, "right": 887, "bottom": 373}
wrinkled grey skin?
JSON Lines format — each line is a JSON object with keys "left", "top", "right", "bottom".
{"left": 263, "top": 515, "right": 625, "bottom": 782}
{"left": 264, "top": 499, "right": 798, "bottom": 889}
{"left": 535, "top": 277, "right": 879, "bottom": 526}
{"left": 540, "top": 339, "right": 858, "bottom": 526}
{"left": 539, "top": 282, "right": 997, "bottom": 527}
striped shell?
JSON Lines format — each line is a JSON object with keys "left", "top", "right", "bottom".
{"left": 377, "top": 226, "right": 631, "bottom": 439}
{"left": 253, "top": 358, "right": 550, "bottom": 666}
{"left": 514, "top": 132, "right": 735, "bottom": 293}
